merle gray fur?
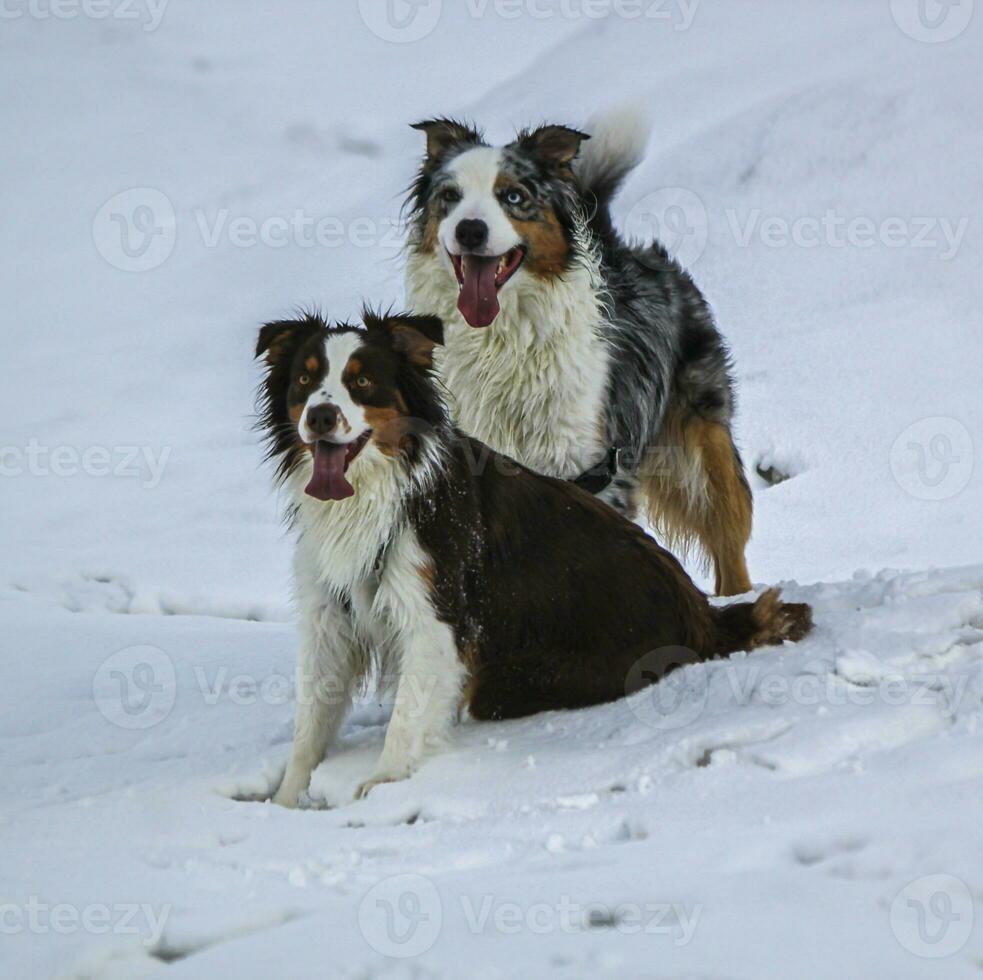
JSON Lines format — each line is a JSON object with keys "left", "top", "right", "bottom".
{"left": 405, "top": 116, "right": 753, "bottom": 593}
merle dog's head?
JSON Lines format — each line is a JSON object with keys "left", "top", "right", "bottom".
{"left": 256, "top": 310, "right": 446, "bottom": 501}
{"left": 406, "top": 119, "right": 590, "bottom": 328}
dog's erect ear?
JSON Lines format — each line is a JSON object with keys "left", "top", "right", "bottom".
{"left": 391, "top": 314, "right": 444, "bottom": 368}
{"left": 411, "top": 118, "right": 483, "bottom": 165}
{"left": 515, "top": 125, "right": 590, "bottom": 172}
{"left": 366, "top": 311, "right": 444, "bottom": 369}
{"left": 256, "top": 315, "right": 324, "bottom": 367}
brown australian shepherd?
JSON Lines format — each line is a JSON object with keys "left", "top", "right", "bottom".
{"left": 256, "top": 311, "right": 812, "bottom": 806}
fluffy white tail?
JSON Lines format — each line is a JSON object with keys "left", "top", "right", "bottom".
{"left": 574, "top": 103, "right": 652, "bottom": 207}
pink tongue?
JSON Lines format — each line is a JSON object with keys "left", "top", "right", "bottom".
{"left": 305, "top": 441, "right": 354, "bottom": 501}
{"left": 457, "top": 255, "right": 500, "bottom": 328}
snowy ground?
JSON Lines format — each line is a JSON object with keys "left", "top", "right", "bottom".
{"left": 2, "top": 1, "right": 982, "bottom": 977}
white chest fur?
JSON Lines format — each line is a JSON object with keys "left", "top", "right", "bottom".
{"left": 278, "top": 462, "right": 464, "bottom": 806}
{"left": 406, "top": 253, "right": 611, "bottom": 479}
{"left": 289, "top": 445, "right": 405, "bottom": 599}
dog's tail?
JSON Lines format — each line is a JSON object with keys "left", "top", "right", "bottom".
{"left": 574, "top": 103, "right": 651, "bottom": 237}
{"left": 711, "top": 589, "right": 813, "bottom": 656}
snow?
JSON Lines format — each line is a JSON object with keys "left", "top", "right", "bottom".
{"left": 1, "top": 1, "right": 981, "bottom": 977}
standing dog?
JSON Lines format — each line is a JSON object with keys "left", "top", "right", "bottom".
{"left": 405, "top": 108, "right": 754, "bottom": 595}
{"left": 257, "top": 311, "right": 811, "bottom": 806}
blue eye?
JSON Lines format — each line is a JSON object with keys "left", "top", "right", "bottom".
{"left": 505, "top": 188, "right": 527, "bottom": 207}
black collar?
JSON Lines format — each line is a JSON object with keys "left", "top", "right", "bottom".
{"left": 572, "top": 445, "right": 620, "bottom": 495}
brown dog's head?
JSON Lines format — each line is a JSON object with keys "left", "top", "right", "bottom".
{"left": 256, "top": 310, "right": 445, "bottom": 500}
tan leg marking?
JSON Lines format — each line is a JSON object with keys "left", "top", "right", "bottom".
{"left": 639, "top": 411, "right": 753, "bottom": 596}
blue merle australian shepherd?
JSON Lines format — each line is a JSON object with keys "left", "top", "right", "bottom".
{"left": 405, "top": 108, "right": 754, "bottom": 596}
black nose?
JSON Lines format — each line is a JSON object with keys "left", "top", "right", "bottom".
{"left": 455, "top": 219, "right": 489, "bottom": 250}
{"left": 307, "top": 403, "right": 338, "bottom": 436}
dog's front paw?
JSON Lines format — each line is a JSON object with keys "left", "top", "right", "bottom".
{"left": 354, "top": 766, "right": 412, "bottom": 800}
{"left": 271, "top": 787, "right": 300, "bottom": 808}
{"left": 272, "top": 774, "right": 309, "bottom": 808}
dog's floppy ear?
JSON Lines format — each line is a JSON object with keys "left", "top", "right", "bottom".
{"left": 366, "top": 310, "right": 444, "bottom": 369}
{"left": 256, "top": 315, "right": 324, "bottom": 367}
{"left": 514, "top": 124, "right": 590, "bottom": 172}
{"left": 411, "top": 118, "right": 483, "bottom": 165}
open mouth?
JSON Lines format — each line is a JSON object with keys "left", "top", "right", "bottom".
{"left": 304, "top": 430, "right": 372, "bottom": 501}
{"left": 450, "top": 246, "right": 526, "bottom": 328}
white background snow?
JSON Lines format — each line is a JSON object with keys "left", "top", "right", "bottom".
{"left": 2, "top": 1, "right": 982, "bottom": 977}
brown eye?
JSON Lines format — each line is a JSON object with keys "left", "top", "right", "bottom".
{"left": 356, "top": 375, "right": 370, "bottom": 388}
{"left": 298, "top": 374, "right": 310, "bottom": 386}
{"left": 441, "top": 187, "right": 461, "bottom": 204}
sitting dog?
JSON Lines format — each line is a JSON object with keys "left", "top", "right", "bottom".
{"left": 404, "top": 108, "right": 755, "bottom": 595}
{"left": 257, "top": 311, "right": 811, "bottom": 806}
